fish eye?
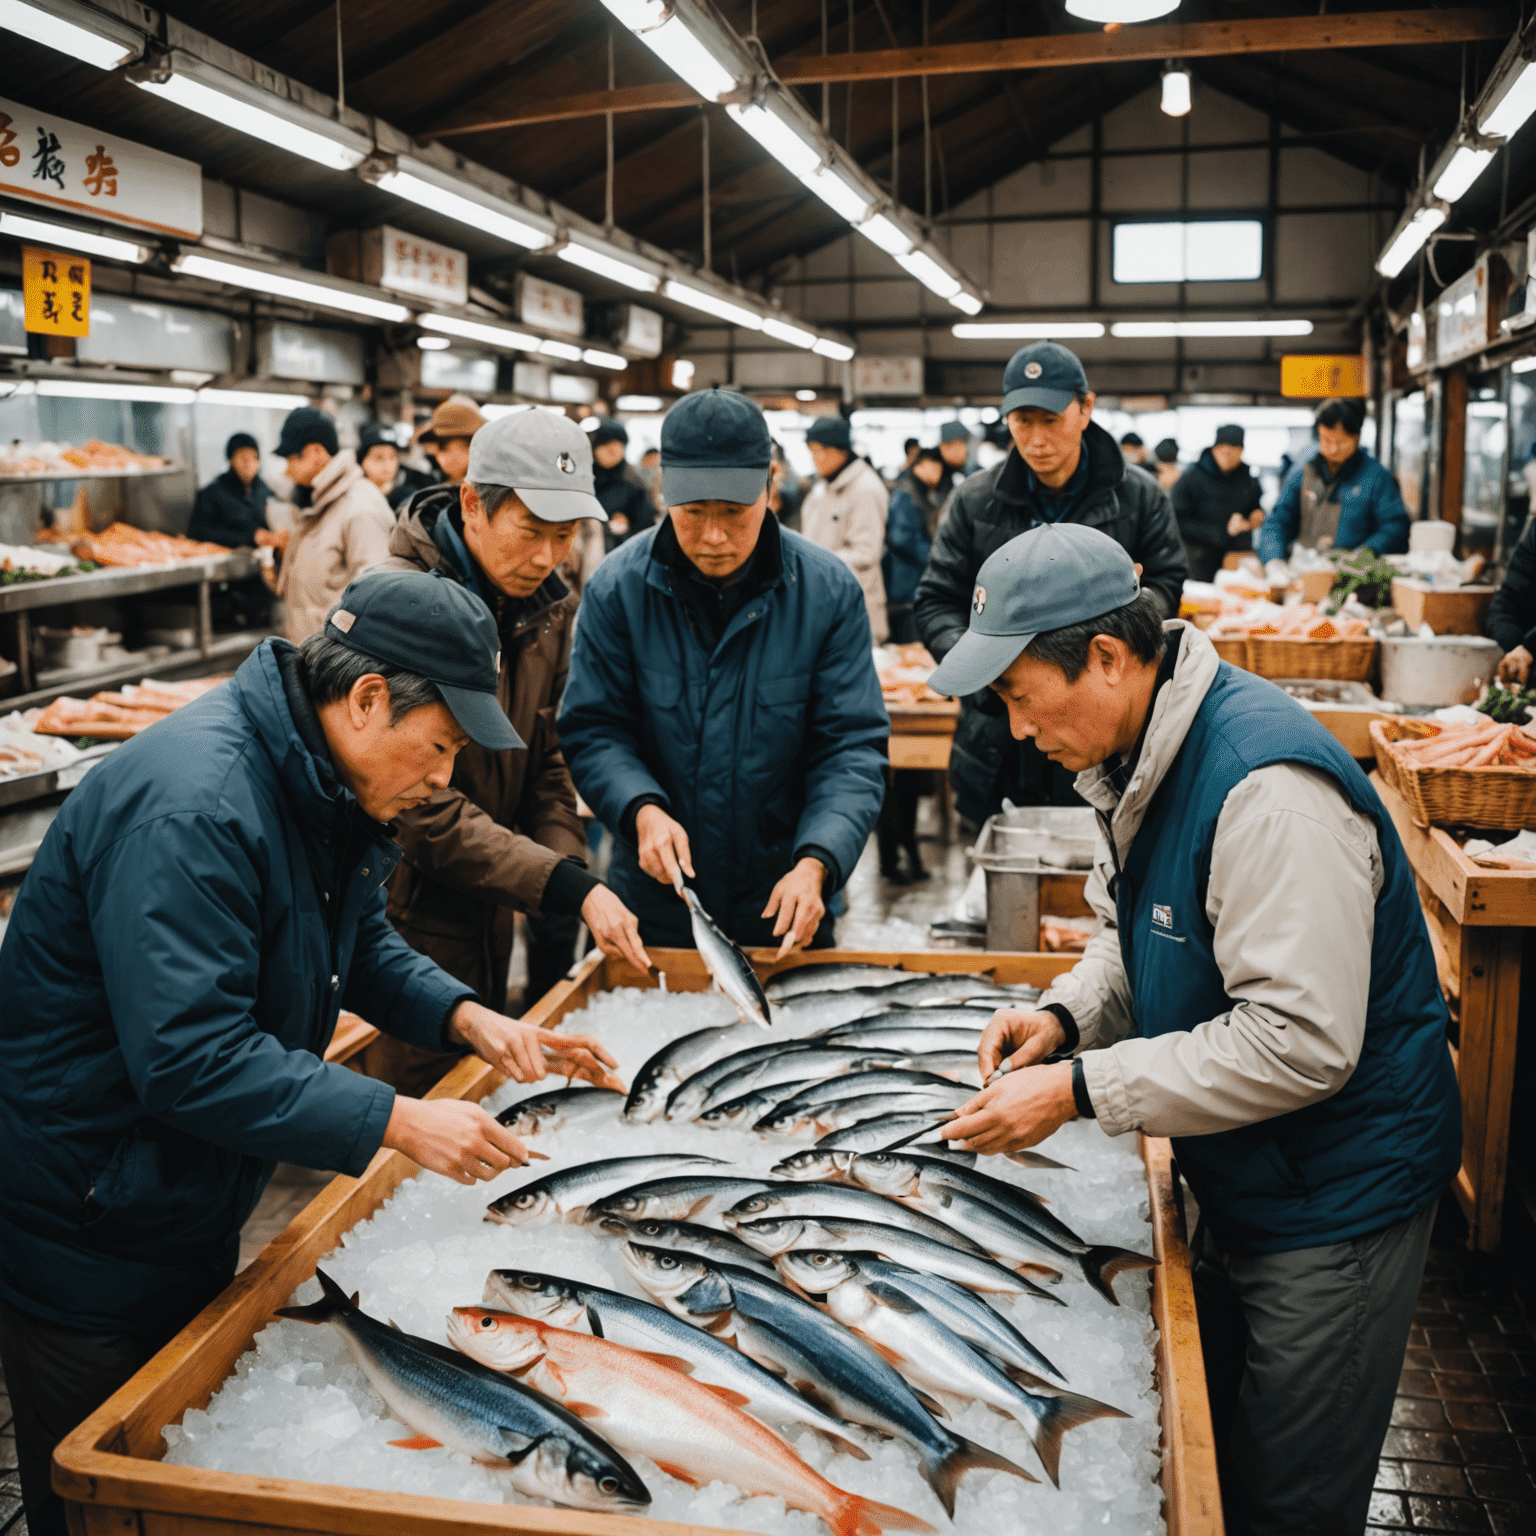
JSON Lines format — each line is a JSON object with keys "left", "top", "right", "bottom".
{"left": 599, "top": 1476, "right": 620, "bottom": 1494}
{"left": 480, "top": 1316, "right": 495, "bottom": 1329}
{"left": 812, "top": 1254, "right": 829, "bottom": 1266}
{"left": 520, "top": 1276, "right": 539, "bottom": 1288}
{"left": 515, "top": 1193, "right": 536, "bottom": 1208}
{"left": 659, "top": 1255, "right": 677, "bottom": 1268}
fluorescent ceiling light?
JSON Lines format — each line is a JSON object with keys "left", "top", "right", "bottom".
{"left": 420, "top": 311, "right": 541, "bottom": 351}
{"left": 949, "top": 291, "right": 984, "bottom": 316}
{"left": 0, "top": 211, "right": 148, "bottom": 264}
{"left": 812, "top": 338, "right": 855, "bottom": 361}
{"left": 0, "top": 0, "right": 138, "bottom": 69}
{"left": 858, "top": 213, "right": 914, "bottom": 256}
{"left": 671, "top": 359, "right": 695, "bottom": 389}
{"left": 583, "top": 347, "right": 629, "bottom": 370}
{"left": 198, "top": 388, "right": 312, "bottom": 411}
{"left": 35, "top": 379, "right": 195, "bottom": 404}
{"left": 896, "top": 249, "right": 963, "bottom": 300}
{"left": 539, "top": 338, "right": 583, "bottom": 362}
{"left": 796, "top": 389, "right": 817, "bottom": 401}
{"left": 416, "top": 336, "right": 452, "bottom": 350}
{"left": 1109, "top": 319, "right": 1315, "bottom": 338}
{"left": 1433, "top": 145, "right": 1497, "bottom": 204}
{"left": 609, "top": 7, "right": 737, "bottom": 101}
{"left": 557, "top": 240, "right": 661, "bottom": 293}
{"left": 136, "top": 71, "right": 366, "bottom": 173}
{"left": 617, "top": 394, "right": 665, "bottom": 410}
{"left": 1376, "top": 206, "right": 1446, "bottom": 279}
{"left": 1160, "top": 66, "right": 1191, "bottom": 119}
{"left": 1513, "top": 356, "right": 1536, "bottom": 374}
{"left": 663, "top": 279, "right": 764, "bottom": 329}
{"left": 763, "top": 317, "right": 818, "bottom": 349}
{"left": 727, "top": 104, "right": 821, "bottom": 180}
{"left": 1065, "top": 0, "right": 1178, "bottom": 20}
{"left": 174, "top": 252, "right": 410, "bottom": 322}
{"left": 954, "top": 321, "right": 1106, "bottom": 339}
{"left": 801, "top": 166, "right": 873, "bottom": 224}
{"left": 375, "top": 166, "right": 552, "bottom": 251}
{"left": 1481, "top": 60, "right": 1536, "bottom": 141}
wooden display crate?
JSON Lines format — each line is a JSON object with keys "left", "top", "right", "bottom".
{"left": 55, "top": 948, "right": 1222, "bottom": 1536}
{"left": 1390, "top": 579, "right": 1497, "bottom": 637}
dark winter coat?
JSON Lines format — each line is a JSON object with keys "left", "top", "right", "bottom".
{"left": 595, "top": 460, "right": 656, "bottom": 550}
{"left": 187, "top": 468, "right": 271, "bottom": 547}
{"left": 883, "top": 470, "right": 942, "bottom": 608}
{"left": 1172, "top": 449, "right": 1264, "bottom": 583}
{"left": 1487, "top": 515, "right": 1536, "bottom": 654}
{"left": 0, "top": 641, "right": 472, "bottom": 1332}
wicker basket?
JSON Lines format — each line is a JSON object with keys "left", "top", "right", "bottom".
{"left": 1242, "top": 635, "right": 1377, "bottom": 682}
{"left": 1370, "top": 716, "right": 1536, "bottom": 830}
{"left": 1209, "top": 636, "right": 1250, "bottom": 667}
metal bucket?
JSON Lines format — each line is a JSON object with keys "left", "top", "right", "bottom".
{"left": 970, "top": 805, "right": 1098, "bottom": 952}
{"left": 1377, "top": 635, "right": 1503, "bottom": 708}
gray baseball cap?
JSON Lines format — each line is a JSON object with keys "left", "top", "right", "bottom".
{"left": 466, "top": 408, "right": 607, "bottom": 523}
{"left": 928, "top": 522, "right": 1141, "bottom": 698}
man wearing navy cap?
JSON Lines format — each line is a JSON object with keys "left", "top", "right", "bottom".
{"left": 0, "top": 566, "right": 621, "bottom": 1536}
{"left": 559, "top": 388, "right": 888, "bottom": 952}
{"left": 915, "top": 342, "right": 1186, "bottom": 824}
{"left": 930, "top": 522, "right": 1459, "bottom": 1536}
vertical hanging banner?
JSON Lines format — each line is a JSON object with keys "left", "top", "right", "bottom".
{"left": 0, "top": 95, "right": 202, "bottom": 239}
{"left": 22, "top": 246, "right": 90, "bottom": 336}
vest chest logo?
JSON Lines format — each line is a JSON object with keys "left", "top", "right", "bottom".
{"left": 1152, "top": 903, "right": 1172, "bottom": 928}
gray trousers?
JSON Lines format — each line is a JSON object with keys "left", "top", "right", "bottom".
{"left": 1193, "top": 1199, "right": 1437, "bottom": 1536}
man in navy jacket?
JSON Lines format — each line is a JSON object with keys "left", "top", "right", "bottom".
{"left": 0, "top": 568, "right": 618, "bottom": 1536}
{"left": 560, "top": 390, "right": 888, "bottom": 952}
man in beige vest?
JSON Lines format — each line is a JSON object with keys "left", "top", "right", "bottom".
{"left": 801, "top": 414, "right": 889, "bottom": 643}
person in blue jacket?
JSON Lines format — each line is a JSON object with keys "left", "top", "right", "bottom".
{"left": 883, "top": 445, "right": 946, "bottom": 644}
{"left": 559, "top": 389, "right": 889, "bottom": 953}
{"left": 0, "top": 568, "right": 620, "bottom": 1536}
{"left": 1257, "top": 397, "right": 1409, "bottom": 563}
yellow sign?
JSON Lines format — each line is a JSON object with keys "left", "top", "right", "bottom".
{"left": 1280, "top": 354, "right": 1365, "bottom": 398}
{"left": 22, "top": 245, "right": 90, "bottom": 336}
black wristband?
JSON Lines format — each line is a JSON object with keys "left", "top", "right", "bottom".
{"left": 541, "top": 857, "right": 602, "bottom": 917}
{"left": 1071, "top": 1057, "right": 1096, "bottom": 1119}
{"left": 1042, "top": 1003, "right": 1080, "bottom": 1053}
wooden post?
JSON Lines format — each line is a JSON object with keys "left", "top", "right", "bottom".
{"left": 1440, "top": 364, "right": 1468, "bottom": 532}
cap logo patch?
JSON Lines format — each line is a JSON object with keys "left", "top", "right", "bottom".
{"left": 1023, "top": 361, "right": 1043, "bottom": 379}
{"left": 331, "top": 609, "right": 356, "bottom": 633}
{"left": 495, "top": 649, "right": 502, "bottom": 671}
{"left": 973, "top": 584, "right": 987, "bottom": 615}
{"left": 556, "top": 452, "right": 577, "bottom": 475}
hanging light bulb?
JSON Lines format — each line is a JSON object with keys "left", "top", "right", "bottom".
{"left": 1161, "top": 62, "right": 1192, "bottom": 118}
{"left": 1065, "top": 0, "right": 1180, "bottom": 21}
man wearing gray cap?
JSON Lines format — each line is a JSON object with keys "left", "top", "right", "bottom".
{"left": 368, "top": 408, "right": 649, "bottom": 1096}
{"left": 928, "top": 521, "right": 1459, "bottom": 1536}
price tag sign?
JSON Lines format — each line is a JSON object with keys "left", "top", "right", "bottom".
{"left": 22, "top": 245, "right": 90, "bottom": 337}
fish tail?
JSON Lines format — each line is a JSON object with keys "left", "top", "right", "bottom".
{"left": 926, "top": 1436, "right": 1037, "bottom": 1515}
{"left": 836, "top": 1493, "right": 937, "bottom": 1536}
{"left": 274, "top": 1267, "right": 353, "bottom": 1324}
{"left": 1013, "top": 1385, "right": 1132, "bottom": 1487}
{"left": 1080, "top": 1245, "right": 1157, "bottom": 1306}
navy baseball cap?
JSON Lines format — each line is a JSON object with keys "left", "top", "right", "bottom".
{"left": 939, "top": 420, "right": 971, "bottom": 443}
{"left": 590, "top": 419, "right": 628, "bottom": 447}
{"left": 805, "top": 414, "right": 852, "bottom": 452}
{"left": 324, "top": 569, "right": 524, "bottom": 752}
{"left": 1000, "top": 342, "right": 1090, "bottom": 417}
{"left": 928, "top": 523, "right": 1140, "bottom": 698}
{"left": 276, "top": 406, "right": 339, "bottom": 458}
{"left": 660, "top": 389, "right": 772, "bottom": 507}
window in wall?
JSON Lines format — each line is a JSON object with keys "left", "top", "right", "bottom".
{"left": 1111, "top": 220, "right": 1264, "bottom": 284}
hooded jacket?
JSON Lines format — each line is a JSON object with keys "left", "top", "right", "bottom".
{"left": 381, "top": 486, "right": 589, "bottom": 1007}
{"left": 277, "top": 449, "right": 396, "bottom": 642}
{"left": 1171, "top": 448, "right": 1262, "bottom": 577}
{"left": 0, "top": 640, "right": 471, "bottom": 1332}
{"left": 801, "top": 454, "right": 891, "bottom": 643}
{"left": 913, "top": 419, "right": 1188, "bottom": 822}
{"left": 1256, "top": 446, "right": 1409, "bottom": 563}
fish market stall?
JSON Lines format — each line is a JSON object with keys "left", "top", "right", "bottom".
{"left": 55, "top": 949, "right": 1221, "bottom": 1536}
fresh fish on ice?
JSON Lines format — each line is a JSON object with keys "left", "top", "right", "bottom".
{"left": 448, "top": 1307, "right": 930, "bottom": 1536}
{"left": 622, "top": 1242, "right": 1035, "bottom": 1515}
{"left": 765, "top": 964, "right": 913, "bottom": 1001}
{"left": 485, "top": 1155, "right": 726, "bottom": 1228}
{"left": 775, "top": 1250, "right": 1127, "bottom": 1486}
{"left": 497, "top": 1086, "right": 626, "bottom": 1138}
{"left": 483, "top": 1269, "right": 869, "bottom": 1455}
{"left": 771, "top": 987, "right": 904, "bottom": 1031}
{"left": 699, "top": 1046, "right": 911, "bottom": 1114}
{"left": 596, "top": 1215, "right": 784, "bottom": 1281}
{"left": 759, "top": 1089, "right": 975, "bottom": 1140}
{"left": 274, "top": 1270, "right": 649, "bottom": 1513}
{"left": 664, "top": 1039, "right": 817, "bottom": 1121}
{"left": 761, "top": 1069, "right": 976, "bottom": 1117}
{"left": 624, "top": 1023, "right": 766, "bottom": 1122}
{"left": 588, "top": 1173, "right": 786, "bottom": 1224}
{"left": 681, "top": 885, "right": 773, "bottom": 1028}
{"left": 819, "top": 1019, "right": 985, "bottom": 1053}
{"left": 696, "top": 1078, "right": 818, "bottom": 1132}
{"left": 848, "top": 1153, "right": 1154, "bottom": 1305}
{"left": 724, "top": 1186, "right": 991, "bottom": 1256}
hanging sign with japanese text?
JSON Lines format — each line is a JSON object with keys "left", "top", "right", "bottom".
{"left": 516, "top": 273, "right": 584, "bottom": 338}
{"left": 0, "top": 95, "right": 202, "bottom": 239}
{"left": 376, "top": 225, "right": 468, "bottom": 306}
{"left": 22, "top": 245, "right": 90, "bottom": 336}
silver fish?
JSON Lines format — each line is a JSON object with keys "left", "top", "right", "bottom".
{"left": 731, "top": 1213, "right": 1065, "bottom": 1302}
{"left": 765, "top": 964, "right": 913, "bottom": 1001}
{"left": 621, "top": 1242, "right": 1034, "bottom": 1515}
{"left": 773, "top": 988, "right": 907, "bottom": 1031}
{"left": 776, "top": 1250, "right": 1126, "bottom": 1487}
{"left": 820, "top": 1020, "right": 985, "bottom": 1053}
{"left": 763, "top": 1069, "right": 973, "bottom": 1117}
{"left": 760, "top": 1088, "right": 974, "bottom": 1140}
{"left": 817, "top": 1111, "right": 966, "bottom": 1154}
{"left": 848, "top": 1153, "right": 1154, "bottom": 1305}
{"left": 595, "top": 1215, "right": 784, "bottom": 1281}
{"left": 485, "top": 1154, "right": 725, "bottom": 1227}
{"left": 700, "top": 1046, "right": 911, "bottom": 1113}
{"left": 497, "top": 1087, "right": 626, "bottom": 1138}
{"left": 482, "top": 1269, "right": 868, "bottom": 1457}
{"left": 587, "top": 1174, "right": 785, "bottom": 1224}
{"left": 624, "top": 1022, "right": 766, "bottom": 1122}
{"left": 682, "top": 886, "right": 772, "bottom": 1027}
{"left": 275, "top": 1270, "right": 648, "bottom": 1512}
{"left": 695, "top": 1078, "right": 818, "bottom": 1132}
{"left": 724, "top": 1186, "right": 991, "bottom": 1256}
{"left": 664, "top": 1039, "right": 815, "bottom": 1121}
{"left": 869, "top": 974, "right": 1009, "bottom": 1006}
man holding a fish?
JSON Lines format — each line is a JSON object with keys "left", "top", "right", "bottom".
{"left": 924, "top": 521, "right": 1461, "bottom": 1536}
{"left": 560, "top": 389, "right": 888, "bottom": 955}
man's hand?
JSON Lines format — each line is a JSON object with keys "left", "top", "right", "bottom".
{"left": 978, "top": 1008, "right": 1068, "bottom": 1079}
{"left": 1499, "top": 645, "right": 1533, "bottom": 685}
{"left": 1226, "top": 512, "right": 1250, "bottom": 538}
{"left": 582, "top": 884, "right": 651, "bottom": 973}
{"left": 942, "top": 1061, "right": 1077, "bottom": 1156}
{"left": 381, "top": 1097, "right": 534, "bottom": 1185}
{"left": 448, "top": 999, "right": 625, "bottom": 1092}
{"left": 636, "top": 804, "right": 694, "bottom": 889}
{"left": 762, "top": 857, "right": 827, "bottom": 959}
